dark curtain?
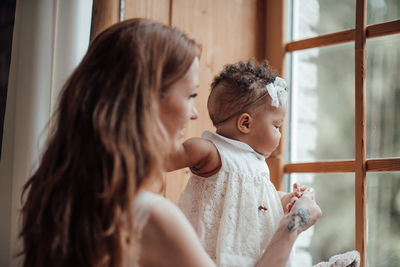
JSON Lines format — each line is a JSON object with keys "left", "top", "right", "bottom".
{"left": 0, "top": 0, "right": 16, "bottom": 159}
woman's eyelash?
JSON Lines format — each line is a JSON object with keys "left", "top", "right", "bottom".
{"left": 274, "top": 125, "right": 281, "bottom": 129}
{"left": 189, "top": 93, "right": 198, "bottom": 98}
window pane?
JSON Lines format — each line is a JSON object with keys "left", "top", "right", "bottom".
{"left": 289, "top": 0, "right": 355, "bottom": 41}
{"left": 367, "top": 0, "right": 400, "bottom": 25}
{"left": 366, "top": 34, "right": 400, "bottom": 158}
{"left": 288, "top": 173, "right": 355, "bottom": 266}
{"left": 288, "top": 44, "right": 354, "bottom": 162}
{"left": 367, "top": 173, "right": 400, "bottom": 267}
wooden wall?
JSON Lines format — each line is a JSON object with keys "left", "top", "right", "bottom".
{"left": 124, "top": 0, "right": 267, "bottom": 203}
{"left": 92, "top": 0, "right": 277, "bottom": 203}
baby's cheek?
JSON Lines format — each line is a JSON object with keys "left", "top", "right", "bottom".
{"left": 274, "top": 130, "right": 281, "bottom": 143}
{"left": 272, "top": 138, "right": 281, "bottom": 153}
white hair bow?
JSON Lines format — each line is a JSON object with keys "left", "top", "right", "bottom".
{"left": 266, "top": 77, "right": 288, "bottom": 107}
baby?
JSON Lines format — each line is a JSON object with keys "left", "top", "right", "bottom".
{"left": 167, "top": 60, "right": 304, "bottom": 266}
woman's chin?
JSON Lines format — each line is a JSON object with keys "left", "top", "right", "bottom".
{"left": 179, "top": 129, "right": 185, "bottom": 138}
{"left": 167, "top": 132, "right": 184, "bottom": 153}
{"left": 169, "top": 139, "right": 181, "bottom": 153}
{"left": 170, "top": 143, "right": 179, "bottom": 153}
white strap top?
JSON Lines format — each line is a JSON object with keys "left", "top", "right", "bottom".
{"left": 133, "top": 191, "right": 165, "bottom": 237}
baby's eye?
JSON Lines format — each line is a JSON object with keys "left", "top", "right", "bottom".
{"left": 274, "top": 125, "right": 281, "bottom": 129}
{"left": 189, "top": 93, "right": 198, "bottom": 99}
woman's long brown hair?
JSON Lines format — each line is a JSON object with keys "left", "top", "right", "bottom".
{"left": 19, "top": 18, "right": 200, "bottom": 267}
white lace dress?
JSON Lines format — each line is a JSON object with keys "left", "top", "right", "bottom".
{"left": 178, "top": 130, "right": 285, "bottom": 267}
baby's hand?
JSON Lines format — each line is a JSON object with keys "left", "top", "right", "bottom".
{"left": 286, "top": 183, "right": 311, "bottom": 212}
{"left": 293, "top": 183, "right": 307, "bottom": 197}
{"left": 287, "top": 189, "right": 322, "bottom": 234}
{"left": 280, "top": 192, "right": 298, "bottom": 214}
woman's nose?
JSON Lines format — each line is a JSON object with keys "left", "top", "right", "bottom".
{"left": 190, "top": 105, "right": 198, "bottom": 120}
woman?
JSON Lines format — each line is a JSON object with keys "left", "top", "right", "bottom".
{"left": 20, "top": 18, "right": 321, "bottom": 267}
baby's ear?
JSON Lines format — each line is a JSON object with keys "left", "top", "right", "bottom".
{"left": 236, "top": 113, "right": 252, "bottom": 134}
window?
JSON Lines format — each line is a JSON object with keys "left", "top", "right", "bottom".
{"left": 283, "top": 0, "right": 400, "bottom": 266}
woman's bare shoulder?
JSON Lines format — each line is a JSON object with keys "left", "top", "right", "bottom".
{"left": 138, "top": 196, "right": 215, "bottom": 267}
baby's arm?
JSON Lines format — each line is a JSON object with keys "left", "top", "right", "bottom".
{"left": 165, "top": 138, "right": 221, "bottom": 177}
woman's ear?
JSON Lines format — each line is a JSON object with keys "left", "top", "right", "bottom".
{"left": 237, "top": 113, "right": 252, "bottom": 134}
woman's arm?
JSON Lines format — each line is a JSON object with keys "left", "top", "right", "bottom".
{"left": 256, "top": 190, "right": 322, "bottom": 267}
{"left": 139, "top": 189, "right": 320, "bottom": 267}
{"left": 165, "top": 137, "right": 221, "bottom": 177}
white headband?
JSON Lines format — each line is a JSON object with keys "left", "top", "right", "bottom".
{"left": 266, "top": 77, "right": 288, "bottom": 107}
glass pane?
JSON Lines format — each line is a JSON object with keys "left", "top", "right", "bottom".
{"left": 288, "top": 43, "right": 354, "bottom": 162}
{"left": 288, "top": 173, "right": 355, "bottom": 266}
{"left": 289, "top": 0, "right": 355, "bottom": 41}
{"left": 367, "top": 0, "right": 400, "bottom": 25}
{"left": 366, "top": 34, "right": 400, "bottom": 158}
{"left": 367, "top": 173, "right": 400, "bottom": 267}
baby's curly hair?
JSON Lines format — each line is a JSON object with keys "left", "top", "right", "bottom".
{"left": 208, "top": 60, "right": 277, "bottom": 127}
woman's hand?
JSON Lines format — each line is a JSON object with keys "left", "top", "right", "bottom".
{"left": 256, "top": 188, "right": 321, "bottom": 267}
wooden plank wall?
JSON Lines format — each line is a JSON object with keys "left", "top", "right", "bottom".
{"left": 123, "top": 0, "right": 267, "bottom": 203}
{"left": 91, "top": 0, "right": 120, "bottom": 39}
{"left": 265, "top": 0, "right": 285, "bottom": 190}
{"left": 124, "top": 0, "right": 170, "bottom": 25}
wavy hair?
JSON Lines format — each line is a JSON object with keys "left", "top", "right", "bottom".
{"left": 19, "top": 18, "right": 200, "bottom": 267}
{"left": 208, "top": 60, "right": 276, "bottom": 126}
